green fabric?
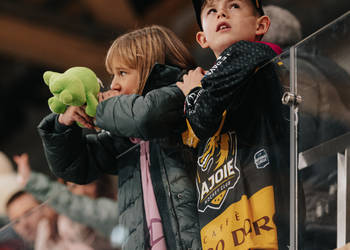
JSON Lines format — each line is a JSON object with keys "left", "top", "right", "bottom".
{"left": 44, "top": 66, "right": 100, "bottom": 117}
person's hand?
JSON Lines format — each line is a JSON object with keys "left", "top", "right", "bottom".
{"left": 58, "top": 106, "right": 95, "bottom": 129}
{"left": 13, "top": 153, "right": 31, "bottom": 187}
{"left": 98, "top": 90, "right": 120, "bottom": 102}
{"left": 176, "top": 67, "right": 205, "bottom": 96}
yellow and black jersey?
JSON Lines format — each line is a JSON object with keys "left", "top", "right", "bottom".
{"left": 195, "top": 131, "right": 280, "bottom": 249}
{"left": 183, "top": 41, "right": 296, "bottom": 249}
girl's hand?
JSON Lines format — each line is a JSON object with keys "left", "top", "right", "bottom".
{"left": 58, "top": 106, "right": 95, "bottom": 129}
{"left": 98, "top": 90, "right": 120, "bottom": 102}
{"left": 14, "top": 153, "right": 31, "bottom": 187}
{"left": 176, "top": 67, "right": 205, "bottom": 96}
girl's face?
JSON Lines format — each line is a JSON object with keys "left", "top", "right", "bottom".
{"left": 109, "top": 61, "right": 140, "bottom": 96}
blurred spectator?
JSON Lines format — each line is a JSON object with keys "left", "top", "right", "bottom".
{"left": 0, "top": 151, "right": 21, "bottom": 224}
{"left": 262, "top": 5, "right": 302, "bottom": 50}
{"left": 14, "top": 153, "right": 119, "bottom": 250}
{"left": 0, "top": 150, "right": 119, "bottom": 250}
{"left": 1, "top": 150, "right": 61, "bottom": 249}
{"left": 0, "top": 151, "right": 31, "bottom": 249}
{"left": 6, "top": 191, "right": 61, "bottom": 249}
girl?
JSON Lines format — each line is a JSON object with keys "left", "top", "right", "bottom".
{"left": 37, "top": 25, "right": 201, "bottom": 250}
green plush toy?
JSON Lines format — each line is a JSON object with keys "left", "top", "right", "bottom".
{"left": 43, "top": 66, "right": 100, "bottom": 118}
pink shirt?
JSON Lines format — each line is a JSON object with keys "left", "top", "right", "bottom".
{"left": 131, "top": 139, "right": 167, "bottom": 250}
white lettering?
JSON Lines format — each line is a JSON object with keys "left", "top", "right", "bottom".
{"left": 199, "top": 158, "right": 236, "bottom": 201}
{"left": 227, "top": 159, "right": 235, "bottom": 176}
{"left": 215, "top": 169, "right": 224, "bottom": 183}
{"left": 208, "top": 175, "right": 215, "bottom": 190}
{"left": 223, "top": 163, "right": 228, "bottom": 178}
{"left": 201, "top": 181, "right": 209, "bottom": 200}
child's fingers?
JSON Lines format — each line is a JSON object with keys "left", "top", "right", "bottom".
{"left": 98, "top": 91, "right": 120, "bottom": 102}
{"left": 74, "top": 107, "right": 94, "bottom": 129}
{"left": 21, "top": 153, "right": 29, "bottom": 162}
{"left": 183, "top": 73, "right": 188, "bottom": 82}
{"left": 75, "top": 114, "right": 94, "bottom": 129}
{"left": 191, "top": 67, "right": 205, "bottom": 76}
{"left": 75, "top": 106, "right": 92, "bottom": 121}
{"left": 104, "top": 90, "right": 120, "bottom": 100}
{"left": 195, "top": 67, "right": 205, "bottom": 74}
{"left": 59, "top": 106, "right": 94, "bottom": 128}
{"left": 75, "top": 115, "right": 94, "bottom": 129}
{"left": 98, "top": 92, "right": 104, "bottom": 102}
{"left": 14, "top": 153, "right": 32, "bottom": 186}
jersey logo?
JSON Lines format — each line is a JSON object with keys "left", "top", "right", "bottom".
{"left": 196, "top": 132, "right": 240, "bottom": 212}
{"left": 198, "top": 132, "right": 229, "bottom": 172}
{"left": 254, "top": 149, "right": 269, "bottom": 169}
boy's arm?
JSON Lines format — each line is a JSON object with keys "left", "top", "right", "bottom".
{"left": 96, "top": 84, "right": 186, "bottom": 140}
{"left": 185, "top": 41, "right": 278, "bottom": 139}
{"left": 25, "top": 172, "right": 118, "bottom": 237}
{"left": 37, "top": 113, "right": 123, "bottom": 184}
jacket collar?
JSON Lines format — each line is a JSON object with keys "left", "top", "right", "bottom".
{"left": 142, "top": 64, "right": 187, "bottom": 95}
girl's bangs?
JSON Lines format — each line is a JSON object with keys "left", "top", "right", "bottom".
{"left": 106, "top": 39, "right": 137, "bottom": 73}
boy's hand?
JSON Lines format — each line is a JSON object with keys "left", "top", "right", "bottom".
{"left": 176, "top": 67, "right": 205, "bottom": 96}
{"left": 58, "top": 106, "right": 95, "bottom": 129}
{"left": 14, "top": 153, "right": 31, "bottom": 187}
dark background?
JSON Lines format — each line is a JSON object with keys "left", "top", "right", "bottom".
{"left": 0, "top": 0, "right": 349, "bottom": 175}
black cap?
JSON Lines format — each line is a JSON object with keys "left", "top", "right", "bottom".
{"left": 192, "top": 0, "right": 264, "bottom": 30}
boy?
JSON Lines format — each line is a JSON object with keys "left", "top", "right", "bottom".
{"left": 177, "top": 0, "right": 293, "bottom": 249}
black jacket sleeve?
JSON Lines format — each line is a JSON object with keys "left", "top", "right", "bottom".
{"left": 185, "top": 41, "right": 277, "bottom": 139}
{"left": 96, "top": 84, "right": 186, "bottom": 140}
{"left": 37, "top": 113, "right": 129, "bottom": 184}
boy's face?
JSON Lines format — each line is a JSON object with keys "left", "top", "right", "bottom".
{"left": 196, "top": 0, "right": 269, "bottom": 57}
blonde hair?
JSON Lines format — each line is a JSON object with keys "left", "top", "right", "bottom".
{"left": 105, "top": 25, "right": 196, "bottom": 94}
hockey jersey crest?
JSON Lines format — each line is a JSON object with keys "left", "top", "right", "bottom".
{"left": 197, "top": 131, "right": 240, "bottom": 212}
{"left": 196, "top": 132, "right": 278, "bottom": 249}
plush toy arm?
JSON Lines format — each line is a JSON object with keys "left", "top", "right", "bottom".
{"left": 85, "top": 92, "right": 99, "bottom": 117}
{"left": 48, "top": 96, "right": 67, "bottom": 114}
{"left": 43, "top": 71, "right": 59, "bottom": 86}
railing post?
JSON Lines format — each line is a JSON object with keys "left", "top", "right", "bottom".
{"left": 289, "top": 45, "right": 299, "bottom": 250}
{"left": 337, "top": 147, "right": 350, "bottom": 247}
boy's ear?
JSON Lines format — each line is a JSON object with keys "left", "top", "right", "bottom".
{"left": 196, "top": 31, "right": 209, "bottom": 49}
{"left": 256, "top": 15, "right": 271, "bottom": 37}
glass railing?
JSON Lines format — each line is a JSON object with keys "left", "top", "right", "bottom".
{"left": 291, "top": 10, "right": 350, "bottom": 250}
{"left": 1, "top": 10, "right": 349, "bottom": 250}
